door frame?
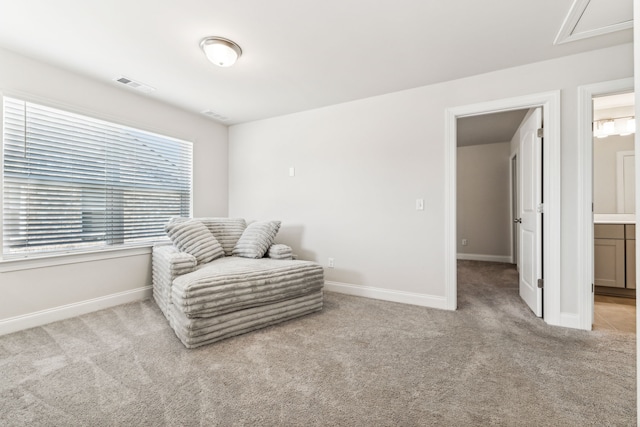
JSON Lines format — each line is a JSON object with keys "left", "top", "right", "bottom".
{"left": 510, "top": 152, "right": 518, "bottom": 266}
{"left": 577, "top": 77, "right": 634, "bottom": 330}
{"left": 444, "top": 91, "right": 561, "bottom": 326}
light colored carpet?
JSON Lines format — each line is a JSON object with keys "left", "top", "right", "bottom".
{"left": 0, "top": 260, "right": 635, "bottom": 426}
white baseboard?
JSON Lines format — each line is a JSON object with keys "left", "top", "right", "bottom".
{"left": 324, "top": 281, "right": 451, "bottom": 311}
{"left": 457, "top": 253, "right": 512, "bottom": 263}
{"left": 0, "top": 286, "right": 152, "bottom": 336}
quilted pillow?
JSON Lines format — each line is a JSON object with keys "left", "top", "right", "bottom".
{"left": 165, "top": 219, "right": 224, "bottom": 264}
{"left": 232, "top": 220, "right": 281, "bottom": 258}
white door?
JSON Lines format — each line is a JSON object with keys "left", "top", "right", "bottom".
{"left": 518, "top": 108, "right": 543, "bottom": 317}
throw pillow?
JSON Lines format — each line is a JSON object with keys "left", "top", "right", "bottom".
{"left": 232, "top": 220, "right": 281, "bottom": 258}
{"left": 165, "top": 218, "right": 224, "bottom": 264}
{"left": 267, "top": 244, "right": 293, "bottom": 260}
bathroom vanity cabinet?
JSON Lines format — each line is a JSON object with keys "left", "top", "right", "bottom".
{"left": 594, "top": 223, "right": 635, "bottom": 297}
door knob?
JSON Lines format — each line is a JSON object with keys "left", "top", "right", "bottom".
{"left": 514, "top": 218, "right": 522, "bottom": 223}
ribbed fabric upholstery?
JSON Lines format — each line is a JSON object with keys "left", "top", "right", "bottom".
{"left": 152, "top": 217, "right": 324, "bottom": 348}
{"left": 171, "top": 257, "right": 324, "bottom": 318}
{"left": 232, "top": 220, "right": 281, "bottom": 258}
{"left": 165, "top": 219, "right": 224, "bottom": 264}
{"left": 198, "top": 217, "right": 247, "bottom": 256}
{"left": 267, "top": 244, "right": 293, "bottom": 260}
{"left": 169, "top": 291, "right": 323, "bottom": 348}
{"left": 152, "top": 245, "right": 197, "bottom": 317}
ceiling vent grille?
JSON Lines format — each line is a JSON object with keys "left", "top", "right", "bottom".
{"left": 113, "top": 76, "right": 155, "bottom": 93}
{"left": 202, "top": 110, "right": 230, "bottom": 122}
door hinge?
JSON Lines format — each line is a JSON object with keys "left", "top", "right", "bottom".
{"left": 592, "top": 283, "right": 594, "bottom": 293}
{"left": 536, "top": 203, "right": 544, "bottom": 213}
{"left": 537, "top": 128, "right": 544, "bottom": 138}
{"left": 537, "top": 278, "right": 544, "bottom": 288}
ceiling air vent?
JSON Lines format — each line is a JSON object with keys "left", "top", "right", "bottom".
{"left": 202, "top": 110, "right": 230, "bottom": 122}
{"left": 113, "top": 76, "right": 155, "bottom": 93}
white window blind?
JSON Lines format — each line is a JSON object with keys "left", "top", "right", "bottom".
{"left": 2, "top": 97, "right": 192, "bottom": 257}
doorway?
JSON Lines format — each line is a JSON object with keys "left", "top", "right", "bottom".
{"left": 444, "top": 92, "right": 561, "bottom": 325}
{"left": 588, "top": 87, "right": 635, "bottom": 332}
{"left": 577, "top": 78, "right": 634, "bottom": 331}
{"left": 456, "top": 109, "right": 527, "bottom": 265}
{"left": 456, "top": 108, "right": 542, "bottom": 317}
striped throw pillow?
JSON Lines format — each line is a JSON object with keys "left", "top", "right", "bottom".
{"left": 165, "top": 219, "right": 224, "bottom": 264}
{"left": 232, "top": 220, "right": 281, "bottom": 259}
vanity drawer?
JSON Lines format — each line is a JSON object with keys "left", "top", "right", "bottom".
{"left": 594, "top": 224, "right": 625, "bottom": 239}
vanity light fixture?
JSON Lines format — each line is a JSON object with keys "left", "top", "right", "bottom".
{"left": 621, "top": 118, "right": 636, "bottom": 136}
{"left": 594, "top": 117, "right": 635, "bottom": 138}
{"left": 200, "top": 37, "right": 242, "bottom": 67}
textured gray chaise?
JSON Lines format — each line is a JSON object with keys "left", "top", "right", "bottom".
{"left": 152, "top": 217, "right": 324, "bottom": 348}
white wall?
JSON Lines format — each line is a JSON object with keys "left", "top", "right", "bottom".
{"left": 594, "top": 134, "right": 635, "bottom": 214}
{"left": 0, "top": 47, "right": 228, "bottom": 332}
{"left": 229, "top": 43, "right": 633, "bottom": 315}
{"left": 457, "top": 142, "right": 511, "bottom": 260}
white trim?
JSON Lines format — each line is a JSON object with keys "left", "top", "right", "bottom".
{"left": 445, "top": 91, "right": 562, "bottom": 326}
{"left": 0, "top": 245, "right": 154, "bottom": 273}
{"left": 444, "top": 108, "right": 458, "bottom": 310}
{"left": 594, "top": 213, "right": 636, "bottom": 224}
{"left": 510, "top": 151, "right": 519, "bottom": 266}
{"left": 554, "top": 0, "right": 633, "bottom": 45}
{"left": 456, "top": 253, "right": 512, "bottom": 263}
{"left": 577, "top": 78, "right": 634, "bottom": 331}
{"left": 324, "top": 281, "right": 450, "bottom": 311}
{"left": 0, "top": 285, "right": 152, "bottom": 336}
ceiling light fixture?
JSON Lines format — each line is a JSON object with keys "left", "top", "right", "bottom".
{"left": 200, "top": 37, "right": 242, "bottom": 67}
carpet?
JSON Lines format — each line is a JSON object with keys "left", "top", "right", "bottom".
{"left": 0, "top": 260, "right": 635, "bottom": 426}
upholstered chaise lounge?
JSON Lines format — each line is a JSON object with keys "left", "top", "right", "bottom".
{"left": 152, "top": 217, "right": 324, "bottom": 348}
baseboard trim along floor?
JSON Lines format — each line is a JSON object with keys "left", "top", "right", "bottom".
{"left": 0, "top": 286, "right": 152, "bottom": 336}
{"left": 324, "top": 281, "right": 449, "bottom": 310}
{"left": 456, "top": 253, "right": 512, "bottom": 263}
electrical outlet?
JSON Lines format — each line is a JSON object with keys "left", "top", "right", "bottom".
{"left": 462, "top": 239, "right": 468, "bottom": 246}
{"left": 328, "top": 258, "right": 335, "bottom": 268}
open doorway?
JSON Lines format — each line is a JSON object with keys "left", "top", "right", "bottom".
{"left": 456, "top": 108, "right": 543, "bottom": 317}
{"left": 456, "top": 109, "right": 527, "bottom": 265}
{"left": 577, "top": 78, "right": 634, "bottom": 331}
{"left": 444, "top": 91, "right": 561, "bottom": 325}
{"left": 592, "top": 91, "right": 636, "bottom": 333}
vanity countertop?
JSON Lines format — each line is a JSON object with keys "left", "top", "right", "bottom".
{"left": 593, "top": 214, "right": 636, "bottom": 224}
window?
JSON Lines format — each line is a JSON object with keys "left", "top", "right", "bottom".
{"left": 2, "top": 97, "right": 192, "bottom": 258}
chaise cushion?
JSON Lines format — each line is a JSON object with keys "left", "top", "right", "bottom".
{"left": 171, "top": 256, "right": 324, "bottom": 318}
{"left": 165, "top": 219, "right": 224, "bottom": 264}
{"left": 232, "top": 220, "right": 281, "bottom": 258}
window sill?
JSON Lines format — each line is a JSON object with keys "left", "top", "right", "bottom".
{"left": 0, "top": 243, "right": 169, "bottom": 273}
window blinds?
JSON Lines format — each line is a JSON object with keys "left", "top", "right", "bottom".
{"left": 2, "top": 97, "right": 192, "bottom": 257}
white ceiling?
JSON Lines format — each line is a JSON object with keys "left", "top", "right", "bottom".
{"left": 594, "top": 92, "right": 635, "bottom": 110}
{"left": 0, "top": 0, "right": 633, "bottom": 125}
{"left": 457, "top": 110, "right": 529, "bottom": 147}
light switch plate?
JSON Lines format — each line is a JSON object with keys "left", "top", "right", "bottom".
{"left": 289, "top": 167, "right": 295, "bottom": 177}
{"left": 416, "top": 198, "right": 424, "bottom": 210}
